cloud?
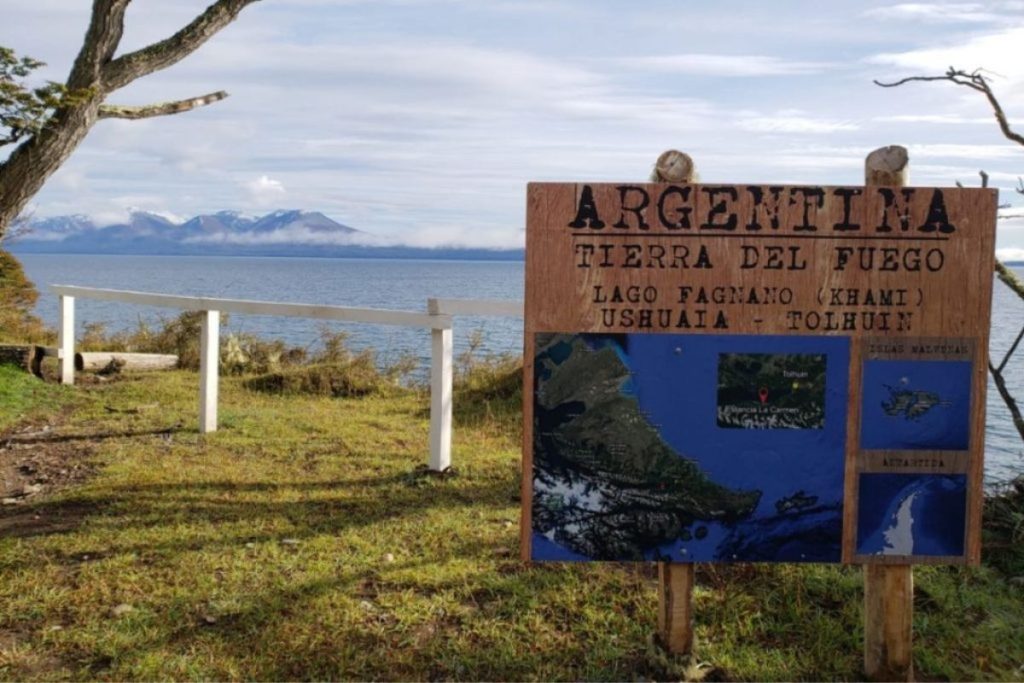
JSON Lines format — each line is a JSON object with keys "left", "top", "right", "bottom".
{"left": 867, "top": 25, "right": 1024, "bottom": 79}
{"left": 907, "top": 143, "right": 1021, "bottom": 160}
{"left": 90, "top": 208, "right": 134, "bottom": 226}
{"left": 619, "top": 54, "right": 834, "bottom": 77}
{"left": 246, "top": 175, "right": 286, "bottom": 206}
{"left": 996, "top": 247, "right": 1024, "bottom": 261}
{"left": 393, "top": 223, "right": 524, "bottom": 250}
{"left": 872, "top": 114, "right": 992, "bottom": 124}
{"left": 185, "top": 226, "right": 386, "bottom": 247}
{"left": 862, "top": 3, "right": 1003, "bottom": 23}
{"left": 9, "top": 1, "right": 1024, "bottom": 254}
{"left": 735, "top": 111, "right": 860, "bottom": 134}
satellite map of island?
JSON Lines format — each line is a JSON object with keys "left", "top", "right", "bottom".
{"left": 717, "top": 353, "right": 826, "bottom": 429}
{"left": 856, "top": 473, "right": 967, "bottom": 557}
{"left": 861, "top": 360, "right": 972, "bottom": 450}
{"left": 531, "top": 332, "right": 849, "bottom": 563}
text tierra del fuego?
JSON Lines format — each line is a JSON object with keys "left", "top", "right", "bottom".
{"left": 546, "top": 182, "right": 980, "bottom": 335}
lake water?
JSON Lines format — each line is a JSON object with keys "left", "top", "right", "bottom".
{"left": 16, "top": 253, "right": 1024, "bottom": 484}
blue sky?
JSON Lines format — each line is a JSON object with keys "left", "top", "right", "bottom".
{"left": 5, "top": 0, "right": 1024, "bottom": 254}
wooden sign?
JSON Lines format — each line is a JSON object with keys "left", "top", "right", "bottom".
{"left": 521, "top": 182, "right": 998, "bottom": 565}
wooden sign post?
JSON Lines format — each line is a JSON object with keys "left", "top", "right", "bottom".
{"left": 862, "top": 145, "right": 914, "bottom": 682}
{"left": 652, "top": 151, "right": 697, "bottom": 657}
{"left": 520, "top": 147, "right": 998, "bottom": 672}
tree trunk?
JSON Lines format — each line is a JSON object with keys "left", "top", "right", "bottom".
{"left": 75, "top": 352, "right": 179, "bottom": 372}
{"left": 0, "top": 98, "right": 103, "bottom": 239}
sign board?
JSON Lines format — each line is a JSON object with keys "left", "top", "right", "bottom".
{"left": 522, "top": 182, "right": 998, "bottom": 564}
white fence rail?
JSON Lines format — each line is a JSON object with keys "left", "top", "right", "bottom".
{"left": 51, "top": 285, "right": 523, "bottom": 472}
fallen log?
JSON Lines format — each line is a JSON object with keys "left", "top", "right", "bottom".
{"left": 0, "top": 344, "right": 33, "bottom": 371}
{"left": 31, "top": 346, "right": 57, "bottom": 378}
{"left": 75, "top": 352, "right": 179, "bottom": 372}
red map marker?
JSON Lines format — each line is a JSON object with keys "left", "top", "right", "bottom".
{"left": 758, "top": 387, "right": 769, "bottom": 405}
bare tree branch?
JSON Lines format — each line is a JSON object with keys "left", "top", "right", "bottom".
{"left": 68, "top": 0, "right": 132, "bottom": 89}
{"left": 0, "top": 0, "right": 259, "bottom": 237}
{"left": 875, "top": 67, "right": 1024, "bottom": 146}
{"left": 990, "top": 360, "right": 1024, "bottom": 443}
{"left": 98, "top": 91, "right": 228, "bottom": 120}
{"left": 878, "top": 66, "right": 1024, "bottom": 451}
{"left": 103, "top": 0, "right": 262, "bottom": 91}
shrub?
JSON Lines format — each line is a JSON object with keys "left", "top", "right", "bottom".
{"left": 0, "top": 249, "right": 50, "bottom": 343}
{"left": 983, "top": 475, "right": 1024, "bottom": 577}
{"left": 244, "top": 355, "right": 403, "bottom": 398}
{"left": 65, "top": 310, "right": 418, "bottom": 391}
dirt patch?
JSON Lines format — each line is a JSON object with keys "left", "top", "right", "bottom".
{"left": 0, "top": 420, "right": 97, "bottom": 537}
{"left": 1, "top": 427, "right": 95, "bottom": 500}
{"left": 0, "top": 627, "right": 68, "bottom": 679}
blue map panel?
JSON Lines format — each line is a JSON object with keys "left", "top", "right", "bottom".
{"left": 860, "top": 360, "right": 971, "bottom": 451}
{"left": 856, "top": 473, "right": 967, "bottom": 557}
{"left": 532, "top": 333, "right": 849, "bottom": 563}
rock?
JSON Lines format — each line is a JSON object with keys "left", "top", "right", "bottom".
{"left": 1009, "top": 576, "right": 1024, "bottom": 587}
{"left": 2, "top": 498, "right": 20, "bottom": 506}
{"left": 280, "top": 538, "right": 300, "bottom": 546}
{"left": 23, "top": 483, "right": 43, "bottom": 496}
{"left": 111, "top": 604, "right": 135, "bottom": 617}
{"left": 382, "top": 553, "right": 395, "bottom": 563}
{"left": 503, "top": 521, "right": 514, "bottom": 529}
{"left": 244, "top": 542, "right": 256, "bottom": 549}
{"left": 201, "top": 614, "right": 218, "bottom": 625}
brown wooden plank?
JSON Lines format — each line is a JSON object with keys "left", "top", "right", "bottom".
{"left": 862, "top": 148, "right": 913, "bottom": 683}
{"left": 523, "top": 176, "right": 997, "bottom": 568}
{"left": 657, "top": 562, "right": 695, "bottom": 655}
{"left": 864, "top": 564, "right": 914, "bottom": 680}
{"left": 859, "top": 450, "right": 970, "bottom": 475}
{"left": 526, "top": 182, "right": 997, "bottom": 339}
{"left": 856, "top": 553, "right": 965, "bottom": 566}
{"left": 842, "top": 336, "right": 864, "bottom": 563}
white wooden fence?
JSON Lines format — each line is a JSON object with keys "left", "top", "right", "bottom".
{"left": 50, "top": 285, "right": 524, "bottom": 472}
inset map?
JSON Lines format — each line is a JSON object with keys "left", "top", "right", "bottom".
{"left": 717, "top": 353, "right": 826, "bottom": 429}
{"left": 531, "top": 333, "right": 849, "bottom": 563}
{"left": 856, "top": 473, "right": 967, "bottom": 557}
{"left": 861, "top": 360, "right": 971, "bottom": 450}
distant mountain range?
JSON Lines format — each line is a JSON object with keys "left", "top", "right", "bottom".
{"left": 8, "top": 210, "right": 524, "bottom": 261}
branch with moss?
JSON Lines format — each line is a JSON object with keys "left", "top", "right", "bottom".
{"left": 98, "top": 91, "right": 228, "bottom": 120}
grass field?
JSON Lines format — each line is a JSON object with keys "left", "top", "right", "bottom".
{"left": 1, "top": 364, "right": 1022, "bottom": 681}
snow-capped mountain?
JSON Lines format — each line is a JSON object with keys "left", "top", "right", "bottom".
{"left": 8, "top": 209, "right": 523, "bottom": 260}
{"left": 14, "top": 209, "right": 362, "bottom": 252}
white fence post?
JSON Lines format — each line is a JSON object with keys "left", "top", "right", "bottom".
{"left": 199, "top": 309, "right": 220, "bottom": 434}
{"left": 58, "top": 295, "right": 75, "bottom": 385}
{"left": 428, "top": 299, "right": 453, "bottom": 471}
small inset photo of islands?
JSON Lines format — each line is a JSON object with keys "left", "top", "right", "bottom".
{"left": 856, "top": 473, "right": 967, "bottom": 557}
{"left": 860, "top": 360, "right": 972, "bottom": 450}
{"left": 717, "top": 353, "right": 826, "bottom": 429}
